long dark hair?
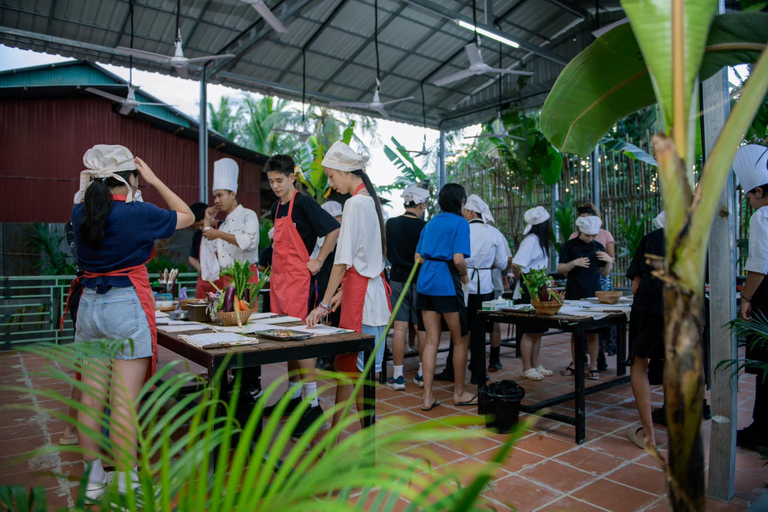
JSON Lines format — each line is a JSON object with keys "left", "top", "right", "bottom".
{"left": 80, "top": 170, "right": 137, "bottom": 250}
{"left": 438, "top": 183, "right": 466, "bottom": 215}
{"left": 527, "top": 219, "right": 550, "bottom": 257}
{"left": 351, "top": 170, "right": 386, "bottom": 259}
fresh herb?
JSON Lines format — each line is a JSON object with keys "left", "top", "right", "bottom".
{"left": 522, "top": 269, "right": 563, "bottom": 304}
{"left": 215, "top": 261, "right": 271, "bottom": 311}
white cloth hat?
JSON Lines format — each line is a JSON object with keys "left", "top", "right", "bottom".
{"left": 733, "top": 144, "right": 768, "bottom": 193}
{"left": 654, "top": 211, "right": 666, "bottom": 229}
{"left": 321, "top": 200, "right": 343, "bottom": 217}
{"left": 523, "top": 206, "right": 550, "bottom": 235}
{"left": 401, "top": 184, "right": 430, "bottom": 205}
{"left": 268, "top": 227, "right": 274, "bottom": 240}
{"left": 212, "top": 158, "right": 239, "bottom": 193}
{"left": 74, "top": 144, "right": 137, "bottom": 204}
{"left": 575, "top": 215, "right": 602, "bottom": 235}
{"left": 465, "top": 194, "right": 495, "bottom": 223}
{"left": 321, "top": 141, "right": 369, "bottom": 172}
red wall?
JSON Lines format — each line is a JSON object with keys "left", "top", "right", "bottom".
{"left": 0, "top": 98, "right": 262, "bottom": 223}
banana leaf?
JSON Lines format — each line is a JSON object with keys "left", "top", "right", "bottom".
{"left": 601, "top": 138, "right": 658, "bottom": 166}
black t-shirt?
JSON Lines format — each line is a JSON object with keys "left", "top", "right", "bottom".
{"left": 190, "top": 229, "right": 202, "bottom": 260}
{"left": 386, "top": 213, "right": 427, "bottom": 282}
{"left": 559, "top": 237, "right": 606, "bottom": 300}
{"left": 270, "top": 193, "right": 340, "bottom": 255}
{"left": 259, "top": 245, "right": 273, "bottom": 270}
{"left": 626, "top": 228, "right": 665, "bottom": 317}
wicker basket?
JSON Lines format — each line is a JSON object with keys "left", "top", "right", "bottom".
{"left": 595, "top": 291, "right": 623, "bottom": 304}
{"left": 215, "top": 308, "right": 253, "bottom": 326}
{"left": 531, "top": 300, "right": 563, "bottom": 316}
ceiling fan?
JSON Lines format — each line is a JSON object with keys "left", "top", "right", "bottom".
{"left": 406, "top": 84, "right": 432, "bottom": 157}
{"left": 86, "top": 86, "right": 169, "bottom": 116}
{"left": 88, "top": 0, "right": 170, "bottom": 115}
{"left": 239, "top": 0, "right": 288, "bottom": 33}
{"left": 115, "top": 0, "right": 235, "bottom": 79}
{"left": 329, "top": 0, "right": 413, "bottom": 117}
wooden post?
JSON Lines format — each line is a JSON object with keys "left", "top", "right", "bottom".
{"left": 703, "top": 66, "right": 737, "bottom": 501}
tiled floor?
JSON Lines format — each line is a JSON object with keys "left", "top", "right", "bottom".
{"left": 1, "top": 330, "right": 766, "bottom": 511}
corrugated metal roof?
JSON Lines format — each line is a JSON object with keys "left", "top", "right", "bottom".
{"left": 0, "top": 0, "right": 623, "bottom": 129}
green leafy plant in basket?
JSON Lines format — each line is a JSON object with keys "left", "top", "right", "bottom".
{"left": 522, "top": 268, "right": 563, "bottom": 304}
{"left": 216, "top": 260, "right": 270, "bottom": 311}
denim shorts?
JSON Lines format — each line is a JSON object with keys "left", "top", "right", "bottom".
{"left": 75, "top": 287, "right": 153, "bottom": 360}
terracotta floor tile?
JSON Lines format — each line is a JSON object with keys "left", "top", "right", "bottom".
{"left": 0, "top": 435, "right": 50, "bottom": 459}
{"left": 438, "top": 433, "right": 501, "bottom": 457}
{"left": 571, "top": 478, "right": 657, "bottom": 512}
{"left": 384, "top": 393, "right": 427, "bottom": 409}
{"left": 475, "top": 446, "right": 545, "bottom": 473}
{"left": 606, "top": 463, "right": 667, "bottom": 496}
{"left": 585, "top": 434, "right": 648, "bottom": 461}
{"left": 555, "top": 447, "right": 625, "bottom": 476}
{"left": 483, "top": 473, "right": 562, "bottom": 510}
{"left": 515, "top": 433, "right": 576, "bottom": 458}
{"left": 400, "top": 442, "right": 467, "bottom": 468}
{"left": 641, "top": 497, "right": 672, "bottom": 511}
{"left": 537, "top": 495, "right": 611, "bottom": 511}
{"left": 519, "top": 459, "right": 596, "bottom": 493}
{"left": 704, "top": 496, "right": 752, "bottom": 511}
{"left": 734, "top": 469, "right": 768, "bottom": 499}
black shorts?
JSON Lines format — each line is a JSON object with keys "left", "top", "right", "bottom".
{"left": 516, "top": 286, "right": 549, "bottom": 335}
{"left": 629, "top": 311, "right": 664, "bottom": 360}
{"left": 417, "top": 293, "right": 469, "bottom": 336}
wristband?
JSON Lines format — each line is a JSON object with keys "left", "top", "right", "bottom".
{"left": 742, "top": 294, "right": 752, "bottom": 302}
{"left": 320, "top": 301, "right": 333, "bottom": 310}
{"left": 204, "top": 227, "right": 212, "bottom": 231}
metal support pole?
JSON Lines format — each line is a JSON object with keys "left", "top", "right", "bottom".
{"left": 550, "top": 182, "right": 560, "bottom": 272}
{"left": 591, "top": 146, "right": 600, "bottom": 211}
{"left": 199, "top": 65, "right": 209, "bottom": 203}
{"left": 438, "top": 128, "right": 447, "bottom": 189}
{"left": 703, "top": 66, "right": 737, "bottom": 501}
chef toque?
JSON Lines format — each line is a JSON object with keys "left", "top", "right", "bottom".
{"left": 401, "top": 184, "right": 430, "bottom": 205}
{"left": 654, "top": 211, "right": 666, "bottom": 229}
{"left": 575, "top": 215, "right": 602, "bottom": 235}
{"left": 212, "top": 158, "right": 239, "bottom": 193}
{"left": 465, "top": 194, "right": 495, "bottom": 223}
{"left": 321, "top": 141, "right": 369, "bottom": 172}
{"left": 321, "top": 200, "right": 343, "bottom": 217}
{"left": 74, "top": 145, "right": 137, "bottom": 204}
{"left": 523, "top": 206, "right": 550, "bottom": 235}
{"left": 733, "top": 144, "right": 768, "bottom": 193}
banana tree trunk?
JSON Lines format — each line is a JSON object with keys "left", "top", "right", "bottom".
{"left": 662, "top": 284, "right": 706, "bottom": 511}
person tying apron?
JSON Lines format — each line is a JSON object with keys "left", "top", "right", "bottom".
{"left": 70, "top": 145, "right": 194, "bottom": 500}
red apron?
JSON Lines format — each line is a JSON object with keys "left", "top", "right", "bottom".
{"left": 270, "top": 191, "right": 312, "bottom": 320}
{"left": 335, "top": 184, "right": 392, "bottom": 373}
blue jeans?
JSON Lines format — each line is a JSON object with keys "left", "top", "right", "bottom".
{"left": 75, "top": 287, "right": 153, "bottom": 359}
{"left": 356, "top": 324, "right": 387, "bottom": 373}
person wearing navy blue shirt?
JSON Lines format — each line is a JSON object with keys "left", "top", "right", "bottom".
{"left": 415, "top": 183, "right": 477, "bottom": 411}
{"left": 70, "top": 145, "right": 194, "bottom": 500}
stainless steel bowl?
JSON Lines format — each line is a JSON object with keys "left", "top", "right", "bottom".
{"left": 169, "top": 310, "right": 188, "bottom": 321}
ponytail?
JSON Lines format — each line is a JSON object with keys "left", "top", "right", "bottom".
{"left": 80, "top": 170, "right": 137, "bottom": 250}
{"left": 352, "top": 170, "right": 386, "bottom": 259}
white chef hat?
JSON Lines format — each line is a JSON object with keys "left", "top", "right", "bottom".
{"left": 654, "top": 211, "right": 666, "bottom": 229}
{"left": 733, "top": 144, "right": 768, "bottom": 193}
{"left": 212, "top": 158, "right": 239, "bottom": 193}
{"left": 321, "top": 141, "right": 369, "bottom": 172}
{"left": 74, "top": 144, "right": 137, "bottom": 204}
{"left": 268, "top": 227, "right": 274, "bottom": 240}
{"left": 523, "top": 206, "right": 550, "bottom": 235}
{"left": 465, "top": 194, "right": 495, "bottom": 223}
{"left": 321, "top": 200, "right": 343, "bottom": 217}
{"left": 575, "top": 215, "right": 602, "bottom": 235}
{"left": 401, "top": 184, "right": 430, "bottom": 205}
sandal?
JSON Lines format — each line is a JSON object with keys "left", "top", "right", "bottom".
{"left": 628, "top": 426, "right": 648, "bottom": 449}
{"left": 536, "top": 365, "right": 553, "bottom": 377}
{"left": 560, "top": 364, "right": 575, "bottom": 376}
{"left": 421, "top": 399, "right": 441, "bottom": 412}
{"left": 522, "top": 368, "right": 544, "bottom": 381}
{"left": 588, "top": 370, "right": 600, "bottom": 380}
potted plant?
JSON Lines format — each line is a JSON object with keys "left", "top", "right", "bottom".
{"left": 522, "top": 268, "right": 564, "bottom": 315}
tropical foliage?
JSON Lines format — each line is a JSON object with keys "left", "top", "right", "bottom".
{"left": 380, "top": 137, "right": 431, "bottom": 193}
{"left": 615, "top": 208, "right": 653, "bottom": 259}
{"left": 26, "top": 223, "right": 76, "bottom": 276}
{"left": 540, "top": 4, "right": 768, "bottom": 510}
{"left": 207, "top": 97, "right": 238, "bottom": 141}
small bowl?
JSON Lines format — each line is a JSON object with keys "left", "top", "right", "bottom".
{"left": 595, "top": 291, "right": 623, "bottom": 304}
{"left": 169, "top": 310, "right": 188, "bottom": 321}
{"left": 156, "top": 300, "right": 175, "bottom": 309}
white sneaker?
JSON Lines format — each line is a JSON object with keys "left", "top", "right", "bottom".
{"left": 85, "top": 471, "right": 113, "bottom": 501}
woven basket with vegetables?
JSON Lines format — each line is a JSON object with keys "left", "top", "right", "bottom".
{"left": 522, "top": 268, "right": 564, "bottom": 316}
{"left": 210, "top": 260, "right": 270, "bottom": 327}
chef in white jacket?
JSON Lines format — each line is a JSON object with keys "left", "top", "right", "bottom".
{"left": 441, "top": 194, "right": 507, "bottom": 386}
{"left": 197, "top": 158, "right": 260, "bottom": 296}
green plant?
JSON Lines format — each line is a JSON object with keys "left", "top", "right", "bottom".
{"left": 522, "top": 268, "right": 561, "bottom": 303}
{"left": 615, "top": 208, "right": 653, "bottom": 259}
{"left": 0, "top": 263, "right": 523, "bottom": 511}
{"left": 259, "top": 218, "right": 273, "bottom": 252}
{"left": 26, "top": 223, "right": 76, "bottom": 275}
{"left": 550, "top": 196, "right": 575, "bottom": 253}
{"left": 719, "top": 313, "right": 768, "bottom": 380}
{"left": 380, "top": 137, "right": 431, "bottom": 193}
{"left": 540, "top": 4, "right": 768, "bottom": 509}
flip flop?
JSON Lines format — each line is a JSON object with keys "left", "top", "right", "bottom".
{"left": 560, "top": 365, "right": 575, "bottom": 376}
{"left": 421, "top": 399, "right": 441, "bottom": 411}
{"left": 587, "top": 370, "right": 600, "bottom": 380}
{"left": 454, "top": 395, "right": 479, "bottom": 407}
{"left": 58, "top": 435, "right": 79, "bottom": 446}
{"left": 628, "top": 426, "right": 648, "bottom": 449}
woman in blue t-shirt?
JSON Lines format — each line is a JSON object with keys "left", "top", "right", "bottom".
{"left": 71, "top": 145, "right": 194, "bottom": 500}
{"left": 415, "top": 183, "right": 477, "bottom": 411}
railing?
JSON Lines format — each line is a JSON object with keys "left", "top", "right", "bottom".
{"left": 0, "top": 273, "right": 200, "bottom": 349}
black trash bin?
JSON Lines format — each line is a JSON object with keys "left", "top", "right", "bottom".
{"left": 478, "top": 380, "right": 525, "bottom": 434}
